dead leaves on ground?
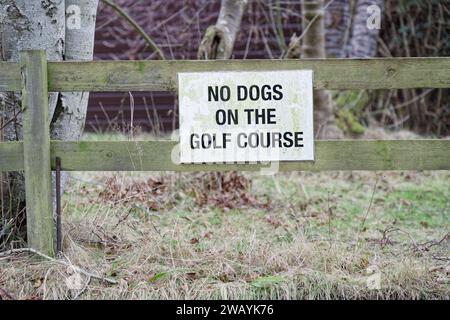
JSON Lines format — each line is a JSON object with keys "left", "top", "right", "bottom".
{"left": 99, "top": 175, "right": 168, "bottom": 210}
{"left": 182, "top": 172, "right": 271, "bottom": 210}
{"left": 97, "top": 172, "right": 271, "bottom": 211}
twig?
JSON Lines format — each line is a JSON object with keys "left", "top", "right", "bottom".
{"left": 0, "top": 109, "right": 23, "bottom": 132}
{"left": 381, "top": 227, "right": 420, "bottom": 251}
{"left": 0, "top": 248, "right": 118, "bottom": 285}
{"left": 418, "top": 231, "right": 450, "bottom": 251}
{"left": 101, "top": 0, "right": 165, "bottom": 60}
{"left": 432, "top": 256, "right": 450, "bottom": 262}
{"left": 0, "top": 287, "right": 15, "bottom": 300}
{"left": 353, "top": 174, "right": 380, "bottom": 252}
{"left": 72, "top": 276, "right": 91, "bottom": 300}
{"left": 327, "top": 191, "right": 333, "bottom": 247}
{"left": 359, "top": 175, "right": 379, "bottom": 232}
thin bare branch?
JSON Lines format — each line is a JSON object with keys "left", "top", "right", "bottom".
{"left": 101, "top": 0, "right": 165, "bottom": 60}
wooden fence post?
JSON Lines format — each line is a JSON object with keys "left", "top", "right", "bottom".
{"left": 20, "top": 50, "right": 55, "bottom": 257}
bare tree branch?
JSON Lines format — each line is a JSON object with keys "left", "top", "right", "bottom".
{"left": 101, "top": 0, "right": 165, "bottom": 60}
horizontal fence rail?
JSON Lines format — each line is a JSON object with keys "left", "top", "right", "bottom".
{"left": 0, "top": 62, "right": 21, "bottom": 91}
{"left": 1, "top": 57, "right": 450, "bottom": 92}
{"left": 1, "top": 140, "right": 449, "bottom": 172}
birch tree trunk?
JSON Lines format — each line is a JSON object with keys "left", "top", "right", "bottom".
{"left": 302, "top": 0, "right": 343, "bottom": 139}
{"left": 0, "top": 0, "right": 65, "bottom": 238}
{"left": 52, "top": 0, "right": 99, "bottom": 141}
{"left": 324, "top": 0, "right": 351, "bottom": 58}
{"left": 349, "top": 0, "right": 383, "bottom": 57}
{"left": 0, "top": 0, "right": 98, "bottom": 245}
{"left": 198, "top": 0, "right": 247, "bottom": 59}
{"left": 1, "top": 1, "right": 64, "bottom": 120}
{"left": 50, "top": 0, "right": 99, "bottom": 208}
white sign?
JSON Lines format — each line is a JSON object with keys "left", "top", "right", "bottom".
{"left": 178, "top": 70, "right": 314, "bottom": 164}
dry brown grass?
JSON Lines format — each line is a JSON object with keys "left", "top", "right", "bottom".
{"left": 0, "top": 170, "right": 448, "bottom": 300}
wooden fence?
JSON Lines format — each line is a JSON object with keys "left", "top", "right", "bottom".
{"left": 0, "top": 50, "right": 449, "bottom": 257}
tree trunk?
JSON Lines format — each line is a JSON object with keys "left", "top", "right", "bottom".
{"left": 0, "top": 0, "right": 65, "bottom": 242}
{"left": 1, "top": 0, "right": 65, "bottom": 122}
{"left": 198, "top": 0, "right": 247, "bottom": 59}
{"left": 324, "top": 0, "right": 351, "bottom": 58}
{"left": 348, "top": 0, "right": 383, "bottom": 57}
{"left": 0, "top": 0, "right": 98, "bottom": 247}
{"left": 302, "top": 0, "right": 343, "bottom": 139}
{"left": 51, "top": 0, "right": 99, "bottom": 141}
{"left": 50, "top": 0, "right": 99, "bottom": 208}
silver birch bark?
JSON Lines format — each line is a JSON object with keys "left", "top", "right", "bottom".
{"left": 0, "top": 0, "right": 65, "bottom": 230}
{"left": 1, "top": 0, "right": 64, "bottom": 140}
{"left": 0, "top": 0, "right": 98, "bottom": 243}
{"left": 51, "top": 0, "right": 99, "bottom": 141}
{"left": 50, "top": 0, "right": 99, "bottom": 206}
{"left": 349, "top": 0, "right": 383, "bottom": 57}
{"left": 198, "top": 0, "right": 247, "bottom": 59}
{"left": 324, "top": 0, "right": 351, "bottom": 58}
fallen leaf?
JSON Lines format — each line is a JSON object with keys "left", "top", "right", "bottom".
{"left": 148, "top": 272, "right": 168, "bottom": 283}
{"left": 420, "top": 221, "right": 429, "bottom": 228}
{"left": 250, "top": 275, "right": 285, "bottom": 288}
{"left": 186, "top": 272, "right": 197, "bottom": 281}
{"left": 33, "top": 278, "right": 43, "bottom": 289}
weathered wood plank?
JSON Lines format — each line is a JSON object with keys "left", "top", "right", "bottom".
{"left": 2, "top": 140, "right": 449, "bottom": 172}
{"left": 20, "top": 51, "right": 55, "bottom": 257}
{"left": 3, "top": 58, "right": 450, "bottom": 92}
{"left": 0, "top": 62, "right": 21, "bottom": 91}
{"left": 0, "top": 57, "right": 450, "bottom": 91}
{"left": 49, "top": 139, "right": 450, "bottom": 171}
{"left": 0, "top": 142, "right": 23, "bottom": 171}
{"left": 47, "top": 58, "right": 450, "bottom": 92}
